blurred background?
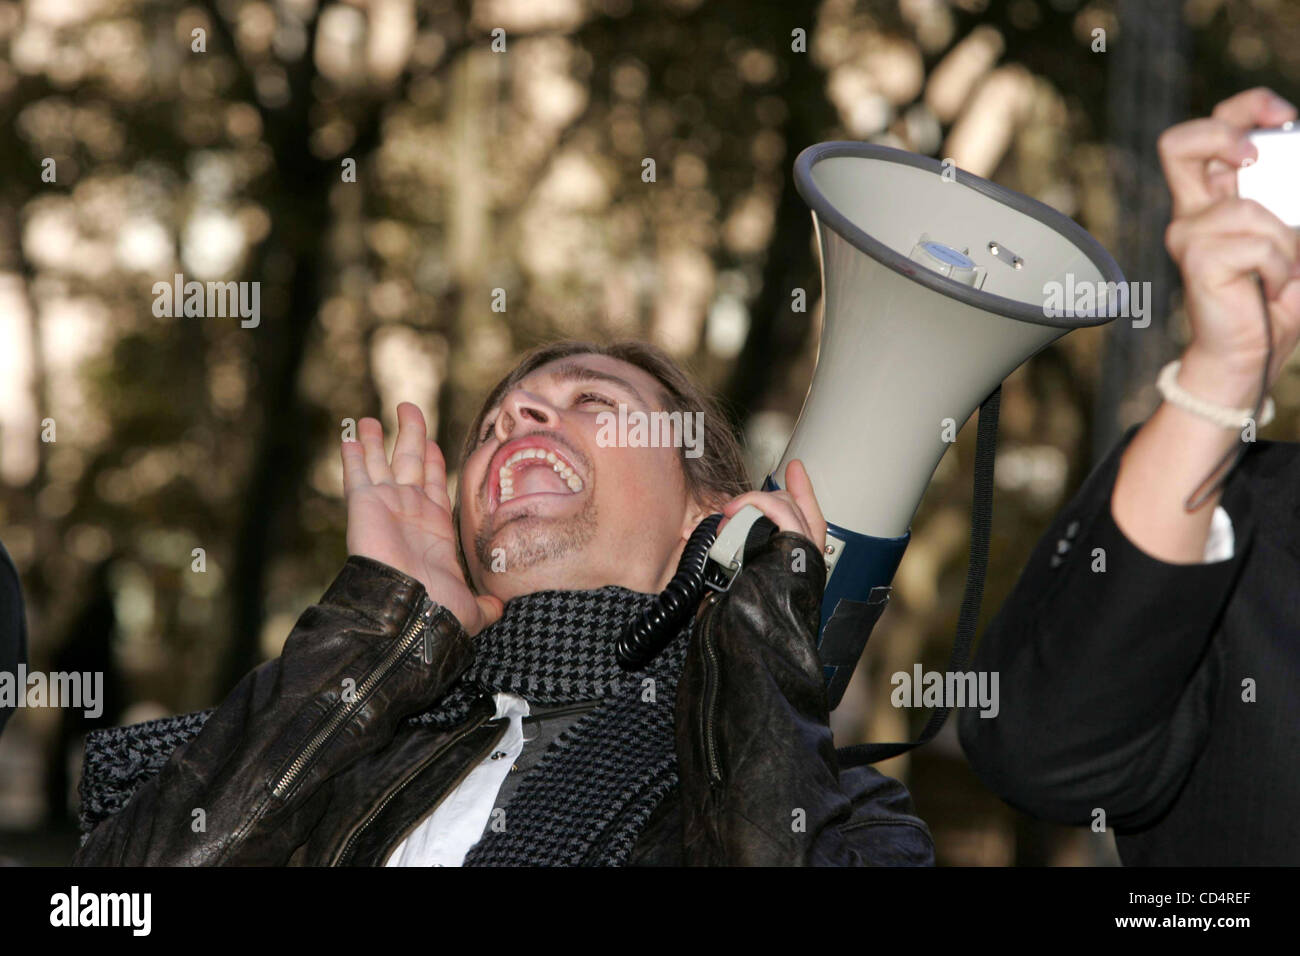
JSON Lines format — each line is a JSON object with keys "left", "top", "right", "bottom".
{"left": 1, "top": 0, "right": 1298, "bottom": 865}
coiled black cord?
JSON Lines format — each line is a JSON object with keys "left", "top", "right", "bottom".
{"left": 615, "top": 512, "right": 723, "bottom": 670}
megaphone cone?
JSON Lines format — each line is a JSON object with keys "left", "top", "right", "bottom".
{"left": 717, "top": 143, "right": 1125, "bottom": 709}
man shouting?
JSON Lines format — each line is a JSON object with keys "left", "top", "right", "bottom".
{"left": 75, "top": 339, "right": 933, "bottom": 866}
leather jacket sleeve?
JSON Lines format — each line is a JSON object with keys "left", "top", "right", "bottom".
{"left": 675, "top": 531, "right": 934, "bottom": 866}
{"left": 72, "top": 556, "right": 472, "bottom": 866}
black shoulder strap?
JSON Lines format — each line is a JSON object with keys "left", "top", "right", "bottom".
{"left": 836, "top": 385, "right": 1000, "bottom": 768}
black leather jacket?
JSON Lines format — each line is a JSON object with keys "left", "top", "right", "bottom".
{"left": 73, "top": 532, "right": 933, "bottom": 866}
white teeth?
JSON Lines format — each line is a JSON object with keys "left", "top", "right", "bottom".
{"left": 495, "top": 446, "right": 585, "bottom": 505}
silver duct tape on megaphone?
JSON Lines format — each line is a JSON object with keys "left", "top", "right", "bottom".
{"left": 710, "top": 142, "right": 1125, "bottom": 709}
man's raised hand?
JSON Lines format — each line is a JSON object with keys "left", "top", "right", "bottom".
{"left": 341, "top": 402, "right": 503, "bottom": 636}
{"left": 1159, "top": 87, "right": 1300, "bottom": 398}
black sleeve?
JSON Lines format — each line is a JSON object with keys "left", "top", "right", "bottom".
{"left": 73, "top": 557, "right": 472, "bottom": 865}
{"left": 676, "top": 532, "right": 934, "bottom": 865}
{"left": 0, "top": 539, "right": 28, "bottom": 738}
{"left": 959, "top": 424, "right": 1257, "bottom": 830}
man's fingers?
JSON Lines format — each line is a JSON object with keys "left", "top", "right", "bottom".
{"left": 1187, "top": 233, "right": 1296, "bottom": 301}
{"left": 1208, "top": 87, "right": 1298, "bottom": 203}
{"left": 391, "top": 403, "right": 427, "bottom": 486}
{"left": 1158, "top": 89, "right": 1296, "bottom": 219}
{"left": 424, "top": 439, "right": 452, "bottom": 513}
{"left": 1166, "top": 198, "right": 1300, "bottom": 265}
{"left": 723, "top": 490, "right": 813, "bottom": 543}
{"left": 783, "top": 459, "right": 827, "bottom": 551}
{"left": 358, "top": 417, "right": 394, "bottom": 485}
{"left": 1211, "top": 86, "right": 1297, "bottom": 130}
{"left": 1158, "top": 119, "right": 1257, "bottom": 217}
{"left": 341, "top": 439, "right": 370, "bottom": 496}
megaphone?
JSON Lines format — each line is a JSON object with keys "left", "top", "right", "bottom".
{"left": 707, "top": 142, "right": 1125, "bottom": 710}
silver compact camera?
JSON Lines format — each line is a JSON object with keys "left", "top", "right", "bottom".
{"left": 1237, "top": 121, "right": 1300, "bottom": 228}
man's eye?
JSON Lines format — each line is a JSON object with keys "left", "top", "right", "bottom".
{"left": 578, "top": 392, "right": 614, "bottom": 407}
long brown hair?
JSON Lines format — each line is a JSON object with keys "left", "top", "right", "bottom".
{"left": 452, "top": 339, "right": 751, "bottom": 585}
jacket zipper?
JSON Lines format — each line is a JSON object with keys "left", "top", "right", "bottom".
{"left": 271, "top": 595, "right": 437, "bottom": 801}
{"left": 699, "top": 593, "right": 723, "bottom": 786}
{"left": 526, "top": 701, "right": 602, "bottom": 720}
{"left": 332, "top": 703, "right": 500, "bottom": 866}
{"left": 521, "top": 700, "right": 602, "bottom": 728}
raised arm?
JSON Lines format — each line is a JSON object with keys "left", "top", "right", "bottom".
{"left": 75, "top": 405, "right": 492, "bottom": 864}
{"left": 673, "top": 462, "right": 934, "bottom": 866}
{"left": 1112, "top": 87, "right": 1300, "bottom": 562}
{"left": 961, "top": 87, "right": 1300, "bottom": 829}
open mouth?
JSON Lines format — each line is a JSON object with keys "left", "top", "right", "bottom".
{"left": 489, "top": 439, "right": 586, "bottom": 513}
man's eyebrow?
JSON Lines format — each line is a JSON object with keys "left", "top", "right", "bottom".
{"left": 546, "top": 361, "right": 652, "bottom": 406}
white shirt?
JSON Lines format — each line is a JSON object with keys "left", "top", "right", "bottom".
{"left": 1204, "top": 505, "right": 1235, "bottom": 562}
{"left": 384, "top": 691, "right": 530, "bottom": 867}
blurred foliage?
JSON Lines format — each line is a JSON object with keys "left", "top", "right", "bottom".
{"left": 1, "top": 0, "right": 1297, "bottom": 863}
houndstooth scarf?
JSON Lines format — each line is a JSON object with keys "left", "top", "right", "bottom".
{"left": 79, "top": 586, "right": 690, "bottom": 866}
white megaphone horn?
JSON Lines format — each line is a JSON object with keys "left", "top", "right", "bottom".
{"left": 708, "top": 142, "right": 1125, "bottom": 710}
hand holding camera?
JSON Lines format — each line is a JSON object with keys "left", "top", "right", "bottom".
{"left": 1159, "top": 87, "right": 1300, "bottom": 405}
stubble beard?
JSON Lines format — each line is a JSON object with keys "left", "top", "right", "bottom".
{"left": 475, "top": 493, "right": 599, "bottom": 575}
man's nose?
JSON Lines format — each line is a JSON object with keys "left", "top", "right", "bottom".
{"left": 495, "top": 390, "right": 556, "bottom": 441}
